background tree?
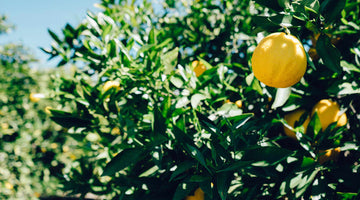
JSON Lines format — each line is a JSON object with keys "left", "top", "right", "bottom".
{"left": 0, "top": 15, "right": 75, "bottom": 199}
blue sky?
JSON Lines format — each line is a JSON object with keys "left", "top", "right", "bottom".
{"left": 0, "top": 0, "right": 100, "bottom": 67}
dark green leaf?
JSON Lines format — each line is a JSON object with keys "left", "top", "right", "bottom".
{"left": 170, "top": 161, "right": 195, "bottom": 182}
{"left": 307, "top": 112, "right": 322, "bottom": 140}
{"left": 242, "top": 146, "right": 294, "bottom": 166}
{"left": 316, "top": 34, "right": 341, "bottom": 73}
{"left": 48, "top": 29, "right": 62, "bottom": 44}
{"left": 153, "top": 106, "right": 167, "bottom": 136}
{"left": 216, "top": 171, "right": 233, "bottom": 200}
{"left": 196, "top": 111, "right": 221, "bottom": 135}
{"left": 173, "top": 182, "right": 198, "bottom": 200}
{"left": 217, "top": 160, "right": 252, "bottom": 173}
{"left": 254, "top": 0, "right": 283, "bottom": 11}
{"left": 185, "top": 144, "right": 212, "bottom": 173}
{"left": 320, "top": 0, "right": 346, "bottom": 24}
{"left": 50, "top": 116, "right": 92, "bottom": 128}
{"left": 102, "top": 148, "right": 144, "bottom": 177}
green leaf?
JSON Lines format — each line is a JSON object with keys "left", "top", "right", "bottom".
{"left": 102, "top": 148, "right": 143, "bottom": 177}
{"left": 196, "top": 111, "right": 221, "bottom": 135}
{"left": 341, "top": 60, "right": 360, "bottom": 73}
{"left": 242, "top": 146, "right": 294, "bottom": 166}
{"left": 254, "top": 0, "right": 283, "bottom": 11}
{"left": 152, "top": 106, "right": 167, "bottom": 140}
{"left": 172, "top": 124, "right": 193, "bottom": 144}
{"left": 293, "top": 0, "right": 320, "bottom": 14}
{"left": 307, "top": 112, "right": 322, "bottom": 140}
{"left": 229, "top": 113, "right": 254, "bottom": 129}
{"left": 294, "top": 168, "right": 320, "bottom": 198}
{"left": 185, "top": 144, "right": 212, "bottom": 174}
{"left": 217, "top": 160, "right": 252, "bottom": 173}
{"left": 191, "top": 93, "right": 207, "bottom": 108}
{"left": 48, "top": 29, "right": 62, "bottom": 44}
{"left": 320, "top": 0, "right": 346, "bottom": 24}
{"left": 50, "top": 116, "right": 92, "bottom": 128}
{"left": 280, "top": 167, "right": 320, "bottom": 198}
{"left": 246, "top": 73, "right": 263, "bottom": 95}
{"left": 316, "top": 34, "right": 341, "bottom": 73}
{"left": 271, "top": 87, "right": 291, "bottom": 109}
{"left": 173, "top": 182, "right": 198, "bottom": 200}
{"left": 170, "top": 75, "right": 184, "bottom": 88}
{"left": 170, "top": 161, "right": 195, "bottom": 182}
{"left": 327, "top": 82, "right": 360, "bottom": 95}
{"left": 161, "top": 47, "right": 179, "bottom": 75}
{"left": 216, "top": 171, "right": 233, "bottom": 200}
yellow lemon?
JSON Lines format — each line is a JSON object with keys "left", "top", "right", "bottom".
{"left": 5, "top": 182, "right": 14, "bottom": 190}
{"left": 318, "top": 147, "right": 341, "bottom": 164}
{"left": 44, "top": 106, "right": 53, "bottom": 114}
{"left": 185, "top": 188, "right": 204, "bottom": 200}
{"left": 235, "top": 100, "right": 242, "bottom": 108}
{"left": 29, "top": 93, "right": 45, "bottom": 103}
{"left": 251, "top": 32, "right": 307, "bottom": 88}
{"left": 192, "top": 60, "right": 206, "bottom": 77}
{"left": 103, "top": 81, "right": 120, "bottom": 92}
{"left": 283, "top": 109, "right": 310, "bottom": 140}
{"left": 311, "top": 99, "right": 347, "bottom": 131}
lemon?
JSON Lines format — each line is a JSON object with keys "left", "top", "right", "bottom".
{"left": 5, "top": 182, "right": 14, "bottom": 190}
{"left": 103, "top": 81, "right": 120, "bottom": 92}
{"left": 235, "top": 100, "right": 242, "bottom": 108}
{"left": 311, "top": 99, "right": 347, "bottom": 131}
{"left": 251, "top": 32, "right": 307, "bottom": 88}
{"left": 185, "top": 188, "right": 204, "bottom": 200}
{"left": 44, "top": 106, "right": 53, "bottom": 114}
{"left": 318, "top": 147, "right": 341, "bottom": 164}
{"left": 283, "top": 109, "right": 310, "bottom": 140}
{"left": 29, "top": 93, "right": 45, "bottom": 103}
{"left": 192, "top": 60, "right": 206, "bottom": 77}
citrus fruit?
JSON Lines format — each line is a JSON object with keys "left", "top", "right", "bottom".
{"left": 317, "top": 147, "right": 341, "bottom": 164}
{"left": 251, "top": 32, "right": 307, "bottom": 88}
{"left": 311, "top": 99, "right": 347, "bottom": 131}
{"left": 235, "top": 100, "right": 242, "bottom": 108}
{"left": 308, "top": 48, "right": 319, "bottom": 61}
{"left": 185, "top": 187, "right": 204, "bottom": 200}
{"left": 29, "top": 93, "right": 45, "bottom": 103}
{"left": 44, "top": 106, "right": 53, "bottom": 114}
{"left": 192, "top": 60, "right": 206, "bottom": 77}
{"left": 103, "top": 81, "right": 120, "bottom": 92}
{"left": 283, "top": 109, "right": 310, "bottom": 140}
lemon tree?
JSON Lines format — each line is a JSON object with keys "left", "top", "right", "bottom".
{"left": 0, "top": 16, "right": 74, "bottom": 198}
{"left": 3, "top": 0, "right": 355, "bottom": 199}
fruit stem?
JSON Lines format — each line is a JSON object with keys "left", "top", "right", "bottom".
{"left": 283, "top": 26, "right": 291, "bottom": 35}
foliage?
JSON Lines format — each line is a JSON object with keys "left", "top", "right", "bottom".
{"left": 0, "top": 17, "right": 73, "bottom": 199}
{"left": 2, "top": 0, "right": 360, "bottom": 199}
{"left": 42, "top": 0, "right": 360, "bottom": 199}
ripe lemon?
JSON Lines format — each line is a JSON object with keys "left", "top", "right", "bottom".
{"left": 317, "top": 147, "right": 341, "bottom": 164}
{"left": 311, "top": 99, "right": 347, "bottom": 131}
{"left": 185, "top": 188, "right": 204, "bottom": 200}
{"left": 103, "top": 81, "right": 120, "bottom": 92}
{"left": 192, "top": 60, "right": 206, "bottom": 77}
{"left": 251, "top": 32, "right": 307, "bottom": 88}
{"left": 235, "top": 100, "right": 242, "bottom": 108}
{"left": 29, "top": 93, "right": 45, "bottom": 103}
{"left": 283, "top": 109, "right": 310, "bottom": 140}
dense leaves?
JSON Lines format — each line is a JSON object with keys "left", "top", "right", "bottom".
{"left": 1, "top": 0, "right": 360, "bottom": 199}
{"left": 40, "top": 0, "right": 360, "bottom": 199}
